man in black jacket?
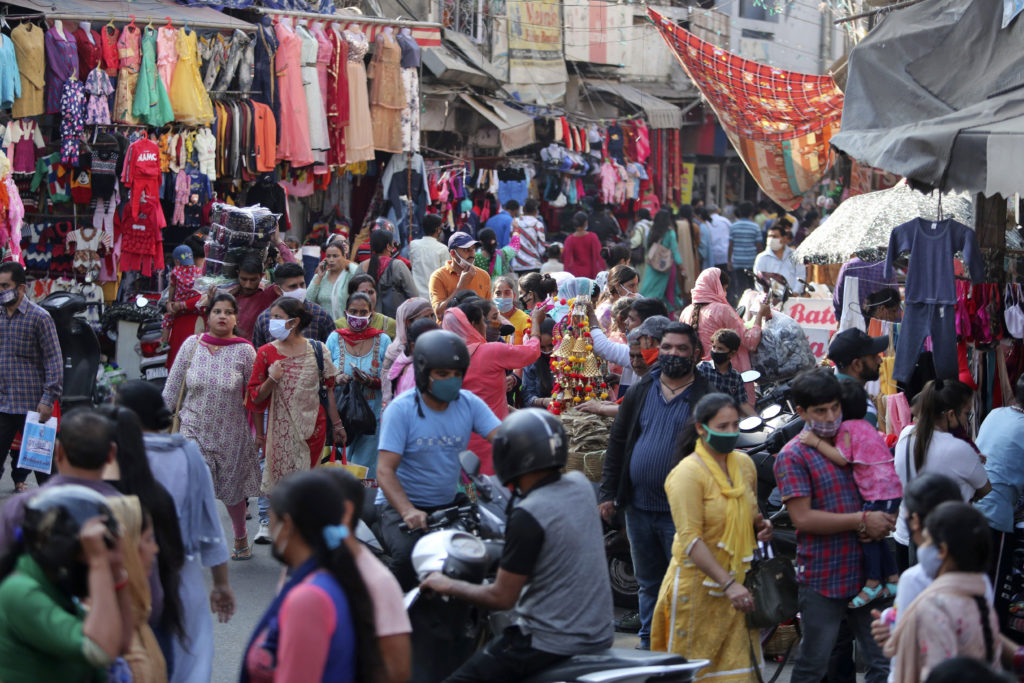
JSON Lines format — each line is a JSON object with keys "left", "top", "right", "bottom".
{"left": 598, "top": 322, "right": 709, "bottom": 649}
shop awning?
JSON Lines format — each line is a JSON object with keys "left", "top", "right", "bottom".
{"left": 585, "top": 80, "right": 683, "bottom": 129}
{"left": 2, "top": 0, "right": 255, "bottom": 30}
{"left": 459, "top": 94, "right": 536, "bottom": 153}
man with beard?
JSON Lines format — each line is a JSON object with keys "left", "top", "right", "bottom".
{"left": 827, "top": 328, "right": 888, "bottom": 429}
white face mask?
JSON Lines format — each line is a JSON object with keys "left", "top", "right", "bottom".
{"left": 768, "top": 237, "right": 783, "bottom": 252}
{"left": 269, "top": 318, "right": 294, "bottom": 341}
{"left": 282, "top": 287, "right": 307, "bottom": 302}
{"left": 917, "top": 543, "right": 943, "bottom": 579}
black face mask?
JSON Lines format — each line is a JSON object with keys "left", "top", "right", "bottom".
{"left": 660, "top": 354, "right": 694, "bottom": 379}
{"left": 711, "top": 351, "right": 731, "bottom": 366}
{"left": 485, "top": 325, "right": 501, "bottom": 342}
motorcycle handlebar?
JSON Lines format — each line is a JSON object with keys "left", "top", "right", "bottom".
{"left": 398, "top": 505, "right": 477, "bottom": 533}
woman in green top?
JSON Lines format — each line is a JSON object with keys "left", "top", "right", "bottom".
{"left": 334, "top": 273, "right": 398, "bottom": 340}
{"left": 307, "top": 237, "right": 361, "bottom": 319}
{"left": 638, "top": 208, "right": 684, "bottom": 310}
{"left": 0, "top": 485, "right": 130, "bottom": 683}
{"left": 474, "top": 228, "right": 517, "bottom": 277}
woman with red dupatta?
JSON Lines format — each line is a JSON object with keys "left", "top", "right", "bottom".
{"left": 326, "top": 292, "right": 391, "bottom": 478}
{"left": 162, "top": 292, "right": 261, "bottom": 559}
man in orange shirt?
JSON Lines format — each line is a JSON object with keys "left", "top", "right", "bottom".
{"left": 428, "top": 232, "right": 493, "bottom": 319}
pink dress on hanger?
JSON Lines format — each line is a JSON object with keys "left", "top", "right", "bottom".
{"left": 342, "top": 28, "right": 374, "bottom": 164}
{"left": 274, "top": 21, "right": 313, "bottom": 167}
{"left": 156, "top": 26, "right": 177, "bottom": 93}
{"left": 312, "top": 24, "right": 332, "bottom": 102}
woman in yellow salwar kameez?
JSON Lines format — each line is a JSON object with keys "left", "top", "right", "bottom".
{"left": 651, "top": 393, "right": 773, "bottom": 682}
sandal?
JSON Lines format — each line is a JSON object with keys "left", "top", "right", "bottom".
{"left": 13, "top": 482, "right": 29, "bottom": 494}
{"left": 849, "top": 583, "right": 886, "bottom": 608}
{"left": 886, "top": 582, "right": 898, "bottom": 597}
{"left": 231, "top": 539, "right": 252, "bottom": 561}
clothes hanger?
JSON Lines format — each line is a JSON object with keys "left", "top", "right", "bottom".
{"left": 164, "top": 17, "right": 174, "bottom": 30}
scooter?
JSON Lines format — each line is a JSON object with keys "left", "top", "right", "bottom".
{"left": 39, "top": 291, "right": 102, "bottom": 410}
{"left": 134, "top": 295, "right": 169, "bottom": 387}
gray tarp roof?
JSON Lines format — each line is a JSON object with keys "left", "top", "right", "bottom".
{"left": 3, "top": 0, "right": 255, "bottom": 31}
{"left": 830, "top": 0, "right": 1024, "bottom": 197}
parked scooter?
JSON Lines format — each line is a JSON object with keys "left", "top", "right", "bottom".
{"left": 38, "top": 291, "right": 102, "bottom": 410}
{"left": 134, "top": 295, "right": 169, "bottom": 387}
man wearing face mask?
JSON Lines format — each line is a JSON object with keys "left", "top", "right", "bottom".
{"left": 231, "top": 255, "right": 284, "bottom": 341}
{"left": 375, "top": 330, "right": 502, "bottom": 590}
{"left": 252, "top": 263, "right": 335, "bottom": 348}
{"left": 427, "top": 232, "right": 493, "bottom": 319}
{"left": 828, "top": 328, "right": 888, "bottom": 428}
{"left": 773, "top": 369, "right": 894, "bottom": 683}
{"left": 0, "top": 262, "right": 63, "bottom": 491}
{"left": 754, "top": 224, "right": 806, "bottom": 294}
{"left": 598, "top": 322, "right": 710, "bottom": 650}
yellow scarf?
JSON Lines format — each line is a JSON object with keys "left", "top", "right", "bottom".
{"left": 695, "top": 439, "right": 756, "bottom": 575}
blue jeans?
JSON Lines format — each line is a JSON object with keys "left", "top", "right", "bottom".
{"left": 625, "top": 506, "right": 675, "bottom": 645}
{"left": 790, "top": 585, "right": 890, "bottom": 683}
{"left": 863, "top": 499, "right": 900, "bottom": 582}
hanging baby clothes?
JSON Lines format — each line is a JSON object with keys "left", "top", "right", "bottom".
{"left": 172, "top": 170, "right": 188, "bottom": 225}
{"left": 343, "top": 27, "right": 374, "bottom": 164}
{"left": 121, "top": 137, "right": 162, "bottom": 216}
{"left": 326, "top": 24, "right": 349, "bottom": 166}
{"left": 44, "top": 26, "right": 79, "bottom": 115}
{"left": 169, "top": 28, "right": 214, "bottom": 125}
{"left": 84, "top": 67, "right": 114, "bottom": 125}
{"left": 113, "top": 25, "right": 141, "bottom": 124}
{"left": 67, "top": 225, "right": 110, "bottom": 277}
{"left": 156, "top": 26, "right": 177, "bottom": 93}
{"left": 0, "top": 32, "right": 21, "bottom": 110}
{"left": 2, "top": 119, "right": 45, "bottom": 174}
{"left": 368, "top": 31, "right": 404, "bottom": 154}
{"left": 11, "top": 23, "right": 44, "bottom": 118}
{"left": 115, "top": 197, "right": 165, "bottom": 276}
{"left": 195, "top": 127, "right": 217, "bottom": 181}
{"left": 296, "top": 24, "right": 329, "bottom": 165}
{"left": 133, "top": 28, "right": 174, "bottom": 128}
{"left": 59, "top": 79, "right": 86, "bottom": 166}
{"left": 885, "top": 218, "right": 985, "bottom": 383}
{"left": 273, "top": 21, "right": 313, "bottom": 167}
{"left": 397, "top": 29, "right": 421, "bottom": 153}
{"left": 99, "top": 24, "right": 119, "bottom": 75}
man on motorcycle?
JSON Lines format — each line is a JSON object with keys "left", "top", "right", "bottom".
{"left": 376, "top": 329, "right": 501, "bottom": 590}
{"left": 421, "top": 409, "right": 614, "bottom": 682}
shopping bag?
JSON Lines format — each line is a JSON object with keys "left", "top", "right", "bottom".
{"left": 17, "top": 411, "right": 58, "bottom": 474}
{"left": 744, "top": 543, "right": 799, "bottom": 629}
{"left": 336, "top": 382, "right": 377, "bottom": 442}
{"left": 320, "top": 445, "right": 369, "bottom": 480}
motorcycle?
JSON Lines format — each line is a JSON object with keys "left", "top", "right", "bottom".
{"left": 134, "top": 295, "right": 169, "bottom": 388}
{"left": 39, "top": 291, "right": 102, "bottom": 410}
{"left": 404, "top": 453, "right": 710, "bottom": 683}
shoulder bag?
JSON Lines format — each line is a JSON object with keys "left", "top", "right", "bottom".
{"left": 646, "top": 235, "right": 673, "bottom": 272}
{"left": 170, "top": 336, "right": 201, "bottom": 434}
{"left": 744, "top": 542, "right": 799, "bottom": 629}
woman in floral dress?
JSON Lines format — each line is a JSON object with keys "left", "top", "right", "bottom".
{"left": 162, "top": 292, "right": 260, "bottom": 559}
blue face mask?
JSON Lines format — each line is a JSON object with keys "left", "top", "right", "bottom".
{"left": 429, "top": 376, "right": 463, "bottom": 403}
{"left": 494, "top": 297, "right": 514, "bottom": 313}
{"left": 917, "top": 543, "right": 943, "bottom": 579}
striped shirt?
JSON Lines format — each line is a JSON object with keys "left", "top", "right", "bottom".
{"left": 512, "top": 216, "right": 546, "bottom": 271}
{"left": 628, "top": 372, "right": 694, "bottom": 512}
{"left": 729, "top": 219, "right": 762, "bottom": 268}
{"left": 0, "top": 296, "right": 63, "bottom": 413}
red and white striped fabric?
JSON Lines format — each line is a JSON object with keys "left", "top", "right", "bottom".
{"left": 512, "top": 215, "right": 546, "bottom": 271}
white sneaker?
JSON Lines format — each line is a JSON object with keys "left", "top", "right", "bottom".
{"left": 253, "top": 522, "right": 272, "bottom": 544}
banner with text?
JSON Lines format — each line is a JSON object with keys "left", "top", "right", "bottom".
{"left": 783, "top": 298, "right": 838, "bottom": 361}
{"left": 507, "top": 0, "right": 567, "bottom": 85}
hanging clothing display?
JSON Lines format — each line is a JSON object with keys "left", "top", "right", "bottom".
{"left": 156, "top": 26, "right": 177, "bottom": 93}
{"left": 169, "top": 28, "right": 214, "bottom": 125}
{"left": 2, "top": 119, "right": 45, "bottom": 174}
{"left": 133, "top": 27, "right": 174, "bottom": 128}
{"left": 326, "top": 24, "right": 349, "bottom": 166}
{"left": 44, "top": 26, "right": 79, "bottom": 115}
{"left": 252, "top": 18, "right": 278, "bottom": 110}
{"left": 381, "top": 153, "right": 430, "bottom": 243}
{"left": 885, "top": 218, "right": 985, "bottom": 383}
{"left": 343, "top": 27, "right": 374, "bottom": 164}
{"left": 273, "top": 21, "right": 313, "bottom": 167}
{"left": 397, "top": 29, "right": 421, "bottom": 153}
{"left": 0, "top": 32, "right": 20, "bottom": 110}
{"left": 113, "top": 24, "right": 141, "bottom": 124}
{"left": 11, "top": 22, "right": 44, "bottom": 118}
{"left": 84, "top": 66, "right": 114, "bottom": 125}
{"left": 297, "top": 24, "right": 329, "bottom": 164}
{"left": 59, "top": 79, "right": 86, "bottom": 166}
{"left": 312, "top": 23, "right": 331, "bottom": 101}
{"left": 73, "top": 26, "right": 100, "bottom": 74}
{"left": 99, "top": 24, "right": 119, "bottom": 75}
{"left": 200, "top": 31, "right": 228, "bottom": 89}
{"left": 214, "top": 29, "right": 252, "bottom": 92}
{"left": 368, "top": 31, "right": 404, "bottom": 154}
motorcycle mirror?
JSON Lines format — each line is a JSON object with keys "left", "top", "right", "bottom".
{"left": 740, "top": 370, "right": 761, "bottom": 384}
{"left": 135, "top": 295, "right": 149, "bottom": 308}
{"left": 459, "top": 450, "right": 481, "bottom": 478}
{"left": 739, "top": 416, "right": 764, "bottom": 433}
{"left": 761, "top": 404, "right": 783, "bottom": 420}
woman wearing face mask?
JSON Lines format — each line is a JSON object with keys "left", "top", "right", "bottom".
{"left": 885, "top": 502, "right": 1001, "bottom": 682}
{"left": 517, "top": 271, "right": 559, "bottom": 313}
{"left": 893, "top": 379, "right": 991, "bottom": 561}
{"left": 242, "top": 471, "right": 380, "bottom": 683}
{"left": 335, "top": 274, "right": 398, "bottom": 340}
{"left": 651, "top": 393, "right": 772, "bottom": 678}
{"left": 306, "top": 237, "right": 360, "bottom": 319}
{"left": 681, "top": 267, "right": 770, "bottom": 405}
{"left": 162, "top": 293, "right": 260, "bottom": 561}
{"left": 247, "top": 297, "right": 345, "bottom": 497}
{"left": 473, "top": 227, "right": 517, "bottom": 277}
{"left": 326, "top": 293, "right": 391, "bottom": 477}
{"left": 522, "top": 318, "right": 557, "bottom": 408}
{"left": 595, "top": 264, "right": 639, "bottom": 331}
{"left": 381, "top": 297, "right": 433, "bottom": 405}
{"left": 359, "top": 229, "right": 419, "bottom": 318}
{"left": 492, "top": 275, "right": 530, "bottom": 344}
{"left": 441, "top": 300, "right": 544, "bottom": 474}
{"left": 388, "top": 318, "right": 440, "bottom": 401}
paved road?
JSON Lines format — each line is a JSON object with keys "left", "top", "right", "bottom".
{"left": 0, "top": 468, "right": 862, "bottom": 683}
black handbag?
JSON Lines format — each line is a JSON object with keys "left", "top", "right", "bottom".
{"left": 336, "top": 381, "right": 377, "bottom": 442}
{"left": 744, "top": 543, "right": 799, "bottom": 629}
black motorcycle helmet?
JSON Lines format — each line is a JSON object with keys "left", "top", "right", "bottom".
{"left": 413, "top": 329, "right": 471, "bottom": 395}
{"left": 20, "top": 485, "right": 119, "bottom": 597}
{"left": 492, "top": 409, "right": 568, "bottom": 486}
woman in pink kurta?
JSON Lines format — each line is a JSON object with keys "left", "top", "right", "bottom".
{"left": 442, "top": 305, "right": 540, "bottom": 475}
{"left": 273, "top": 20, "right": 313, "bottom": 167}
{"left": 680, "top": 267, "right": 768, "bottom": 404}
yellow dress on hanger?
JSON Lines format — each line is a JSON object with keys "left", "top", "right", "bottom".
{"left": 168, "top": 28, "right": 214, "bottom": 125}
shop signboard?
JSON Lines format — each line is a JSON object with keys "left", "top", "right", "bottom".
{"left": 782, "top": 298, "right": 837, "bottom": 360}
{"left": 564, "top": 0, "right": 630, "bottom": 67}
{"left": 507, "top": 0, "right": 567, "bottom": 86}
{"left": 679, "top": 162, "right": 695, "bottom": 204}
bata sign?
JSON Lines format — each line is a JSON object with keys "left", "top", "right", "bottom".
{"left": 782, "top": 299, "right": 838, "bottom": 360}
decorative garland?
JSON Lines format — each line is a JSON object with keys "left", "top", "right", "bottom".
{"left": 547, "top": 294, "right": 609, "bottom": 415}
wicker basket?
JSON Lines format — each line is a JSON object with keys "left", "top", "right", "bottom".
{"left": 561, "top": 410, "right": 614, "bottom": 483}
{"left": 763, "top": 622, "right": 801, "bottom": 659}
